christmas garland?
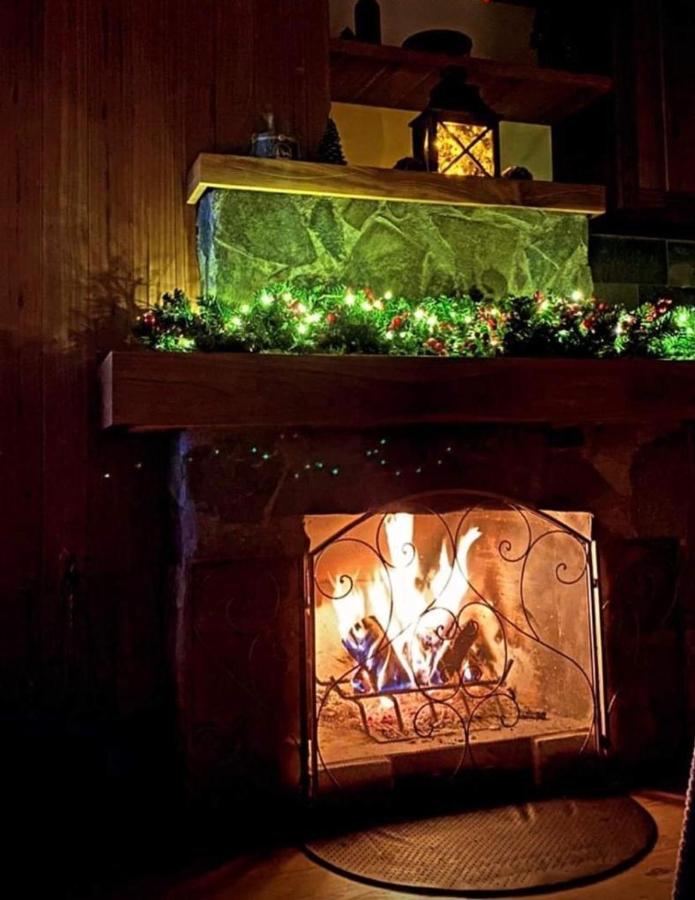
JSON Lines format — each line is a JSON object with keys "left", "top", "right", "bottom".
{"left": 133, "top": 281, "right": 695, "bottom": 360}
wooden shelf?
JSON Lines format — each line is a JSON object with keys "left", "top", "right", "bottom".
{"left": 330, "top": 39, "right": 613, "bottom": 123}
{"left": 101, "top": 352, "right": 695, "bottom": 432}
{"left": 187, "top": 153, "right": 605, "bottom": 215}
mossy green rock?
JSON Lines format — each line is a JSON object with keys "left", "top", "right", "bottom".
{"left": 199, "top": 189, "right": 593, "bottom": 302}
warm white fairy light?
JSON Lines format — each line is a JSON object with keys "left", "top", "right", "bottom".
{"left": 231, "top": 316, "right": 242, "bottom": 327}
{"left": 361, "top": 300, "right": 372, "bottom": 312}
{"left": 296, "top": 302, "right": 307, "bottom": 314}
{"left": 260, "top": 292, "right": 274, "bottom": 306}
{"left": 676, "top": 308, "right": 691, "bottom": 329}
{"left": 384, "top": 291, "right": 393, "bottom": 300}
{"left": 282, "top": 291, "right": 292, "bottom": 302}
{"left": 240, "top": 303, "right": 251, "bottom": 314}
{"left": 427, "top": 315, "right": 438, "bottom": 327}
{"left": 307, "top": 312, "right": 321, "bottom": 324}
{"left": 344, "top": 290, "right": 355, "bottom": 306}
{"left": 373, "top": 299, "right": 384, "bottom": 310}
{"left": 414, "top": 308, "right": 426, "bottom": 320}
{"left": 297, "top": 323, "right": 308, "bottom": 335}
{"left": 571, "top": 290, "right": 584, "bottom": 302}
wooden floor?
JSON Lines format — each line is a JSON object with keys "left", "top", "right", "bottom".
{"left": 151, "top": 792, "right": 683, "bottom": 900}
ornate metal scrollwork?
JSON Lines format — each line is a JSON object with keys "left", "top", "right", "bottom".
{"left": 306, "top": 490, "right": 602, "bottom": 793}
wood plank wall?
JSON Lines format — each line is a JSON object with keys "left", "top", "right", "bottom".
{"left": 0, "top": 0, "right": 329, "bottom": 722}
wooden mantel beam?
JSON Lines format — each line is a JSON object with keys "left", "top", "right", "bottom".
{"left": 101, "top": 351, "right": 695, "bottom": 432}
{"left": 186, "top": 154, "right": 606, "bottom": 216}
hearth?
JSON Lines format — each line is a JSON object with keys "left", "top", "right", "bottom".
{"left": 303, "top": 494, "right": 606, "bottom": 798}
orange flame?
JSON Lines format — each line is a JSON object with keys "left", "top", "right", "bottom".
{"left": 333, "top": 515, "right": 482, "bottom": 689}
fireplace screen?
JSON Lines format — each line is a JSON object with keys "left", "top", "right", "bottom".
{"left": 303, "top": 492, "right": 606, "bottom": 797}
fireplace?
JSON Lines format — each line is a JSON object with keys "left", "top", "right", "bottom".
{"left": 303, "top": 494, "right": 606, "bottom": 797}
{"left": 101, "top": 354, "right": 691, "bottom": 807}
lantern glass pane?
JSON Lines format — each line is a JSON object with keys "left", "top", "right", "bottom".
{"left": 436, "top": 122, "right": 495, "bottom": 177}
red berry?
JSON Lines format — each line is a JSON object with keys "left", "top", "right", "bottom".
{"left": 326, "top": 312, "right": 337, "bottom": 325}
{"left": 533, "top": 291, "right": 545, "bottom": 302}
{"left": 389, "top": 316, "right": 404, "bottom": 331}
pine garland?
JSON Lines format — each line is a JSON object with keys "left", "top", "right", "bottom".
{"left": 132, "top": 282, "right": 695, "bottom": 360}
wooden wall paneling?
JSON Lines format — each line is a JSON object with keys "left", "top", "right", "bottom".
{"left": 213, "top": 0, "right": 255, "bottom": 153}
{"left": 79, "top": 0, "right": 168, "bottom": 714}
{"left": 182, "top": 0, "right": 218, "bottom": 295}
{"left": 0, "top": 0, "right": 44, "bottom": 696}
{"left": 40, "top": 0, "right": 92, "bottom": 693}
{"left": 84, "top": 0, "right": 117, "bottom": 704}
{"left": 661, "top": 0, "right": 695, "bottom": 194}
{"left": 612, "top": 0, "right": 667, "bottom": 209}
{"left": 1, "top": 0, "right": 332, "bottom": 730}
{"left": 132, "top": 0, "right": 167, "bottom": 302}
{"left": 298, "top": 0, "right": 331, "bottom": 156}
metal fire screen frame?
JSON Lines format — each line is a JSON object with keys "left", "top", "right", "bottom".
{"left": 300, "top": 490, "right": 608, "bottom": 800}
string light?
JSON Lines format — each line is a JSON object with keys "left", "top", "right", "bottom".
{"left": 185, "top": 432, "right": 464, "bottom": 486}
{"left": 136, "top": 282, "right": 692, "bottom": 359}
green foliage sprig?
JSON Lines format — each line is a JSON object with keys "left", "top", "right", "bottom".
{"left": 133, "top": 282, "right": 695, "bottom": 360}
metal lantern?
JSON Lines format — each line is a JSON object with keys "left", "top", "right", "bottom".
{"left": 410, "top": 70, "right": 501, "bottom": 177}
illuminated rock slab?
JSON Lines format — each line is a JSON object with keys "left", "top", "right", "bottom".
{"left": 198, "top": 189, "right": 593, "bottom": 302}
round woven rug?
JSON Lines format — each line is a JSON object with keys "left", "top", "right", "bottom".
{"left": 305, "top": 795, "right": 656, "bottom": 895}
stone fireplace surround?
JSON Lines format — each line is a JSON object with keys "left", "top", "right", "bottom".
{"left": 101, "top": 352, "right": 695, "bottom": 806}
{"left": 175, "top": 424, "right": 687, "bottom": 804}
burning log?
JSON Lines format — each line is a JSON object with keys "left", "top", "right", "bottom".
{"left": 342, "top": 615, "right": 409, "bottom": 692}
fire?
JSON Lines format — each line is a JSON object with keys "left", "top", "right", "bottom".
{"left": 333, "top": 514, "right": 481, "bottom": 692}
